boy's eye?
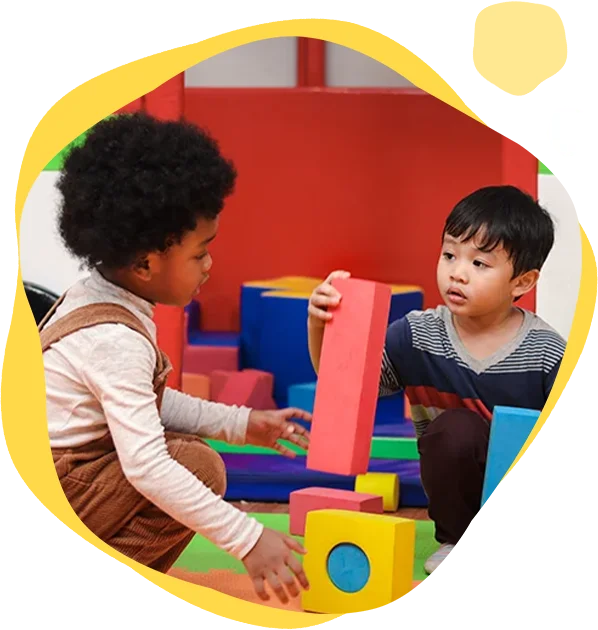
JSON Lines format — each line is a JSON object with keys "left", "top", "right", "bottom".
{"left": 473, "top": 260, "right": 488, "bottom": 269}
{"left": 195, "top": 252, "right": 208, "bottom": 261}
{"left": 442, "top": 252, "right": 455, "bottom": 261}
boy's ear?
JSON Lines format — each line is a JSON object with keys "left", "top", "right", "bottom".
{"left": 512, "top": 269, "right": 540, "bottom": 298}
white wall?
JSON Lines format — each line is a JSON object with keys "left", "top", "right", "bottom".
{"left": 184, "top": 38, "right": 298, "bottom": 87}
{"left": 20, "top": 171, "right": 87, "bottom": 295}
{"left": 536, "top": 174, "right": 581, "bottom": 340}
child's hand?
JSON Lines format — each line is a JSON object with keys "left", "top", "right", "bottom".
{"left": 308, "top": 270, "right": 351, "bottom": 327}
{"left": 246, "top": 408, "right": 311, "bottom": 458}
{"left": 243, "top": 527, "right": 310, "bottom": 603}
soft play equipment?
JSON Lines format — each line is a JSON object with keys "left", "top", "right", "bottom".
{"left": 242, "top": 281, "right": 423, "bottom": 408}
{"left": 355, "top": 472, "right": 400, "bottom": 512}
{"left": 215, "top": 369, "right": 276, "bottom": 409}
{"left": 289, "top": 487, "right": 383, "bottom": 536}
{"left": 219, "top": 454, "right": 426, "bottom": 507}
{"left": 181, "top": 373, "right": 211, "bottom": 399}
{"left": 301, "top": 509, "right": 416, "bottom": 613}
{"left": 183, "top": 344, "right": 239, "bottom": 375}
{"left": 308, "top": 278, "right": 392, "bottom": 475}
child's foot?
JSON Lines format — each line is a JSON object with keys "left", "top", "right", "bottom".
{"left": 424, "top": 543, "right": 454, "bottom": 574}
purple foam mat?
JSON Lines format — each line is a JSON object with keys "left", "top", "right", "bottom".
{"left": 373, "top": 423, "right": 415, "bottom": 437}
{"left": 222, "top": 454, "right": 427, "bottom": 507}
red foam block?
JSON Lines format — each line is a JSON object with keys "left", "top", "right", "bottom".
{"left": 216, "top": 369, "right": 276, "bottom": 409}
{"left": 289, "top": 487, "right": 384, "bottom": 536}
{"left": 183, "top": 345, "right": 238, "bottom": 376}
{"left": 306, "top": 278, "right": 391, "bottom": 475}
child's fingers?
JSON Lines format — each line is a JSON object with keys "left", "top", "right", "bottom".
{"left": 286, "top": 554, "right": 310, "bottom": 590}
{"left": 284, "top": 535, "right": 307, "bottom": 555}
{"left": 325, "top": 270, "right": 351, "bottom": 283}
{"left": 277, "top": 565, "right": 300, "bottom": 599}
{"left": 273, "top": 442, "right": 297, "bottom": 459}
{"left": 281, "top": 408, "right": 312, "bottom": 423}
{"left": 311, "top": 292, "right": 340, "bottom": 308}
{"left": 252, "top": 576, "right": 269, "bottom": 601}
{"left": 265, "top": 570, "right": 289, "bottom": 604}
{"left": 307, "top": 304, "right": 333, "bottom": 321}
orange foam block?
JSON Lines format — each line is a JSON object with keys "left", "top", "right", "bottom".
{"left": 289, "top": 487, "right": 383, "bottom": 536}
{"left": 215, "top": 369, "right": 276, "bottom": 409}
{"left": 182, "top": 345, "right": 238, "bottom": 376}
{"left": 181, "top": 373, "right": 211, "bottom": 399}
{"left": 307, "top": 278, "right": 391, "bottom": 475}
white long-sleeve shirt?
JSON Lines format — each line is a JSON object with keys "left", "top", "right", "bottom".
{"left": 43, "top": 269, "right": 263, "bottom": 559}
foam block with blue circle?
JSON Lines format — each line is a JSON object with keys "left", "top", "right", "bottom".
{"left": 302, "top": 509, "right": 415, "bottom": 613}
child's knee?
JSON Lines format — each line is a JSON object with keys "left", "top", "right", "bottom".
{"left": 419, "top": 409, "right": 489, "bottom": 460}
{"left": 169, "top": 436, "right": 227, "bottom": 497}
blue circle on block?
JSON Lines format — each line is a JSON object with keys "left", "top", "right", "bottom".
{"left": 327, "top": 543, "right": 371, "bottom": 593}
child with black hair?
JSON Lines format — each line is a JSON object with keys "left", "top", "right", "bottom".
{"left": 307, "top": 185, "right": 566, "bottom": 574}
{"left": 41, "top": 113, "right": 310, "bottom": 604}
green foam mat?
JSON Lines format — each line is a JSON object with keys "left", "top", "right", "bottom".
{"left": 173, "top": 513, "right": 438, "bottom": 583}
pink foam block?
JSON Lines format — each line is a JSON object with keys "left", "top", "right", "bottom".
{"left": 307, "top": 278, "right": 391, "bottom": 475}
{"left": 289, "top": 487, "right": 384, "bottom": 536}
{"left": 216, "top": 369, "right": 277, "bottom": 409}
{"left": 182, "top": 345, "right": 238, "bottom": 376}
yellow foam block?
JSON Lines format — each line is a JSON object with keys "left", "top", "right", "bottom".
{"left": 389, "top": 284, "right": 423, "bottom": 295}
{"left": 355, "top": 472, "right": 399, "bottom": 512}
{"left": 301, "top": 509, "right": 415, "bottom": 614}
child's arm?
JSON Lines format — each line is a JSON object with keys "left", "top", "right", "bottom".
{"left": 81, "top": 327, "right": 263, "bottom": 559}
{"left": 307, "top": 270, "right": 404, "bottom": 397}
{"left": 160, "top": 390, "right": 251, "bottom": 444}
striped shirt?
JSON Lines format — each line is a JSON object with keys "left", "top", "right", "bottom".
{"left": 380, "top": 306, "right": 565, "bottom": 438}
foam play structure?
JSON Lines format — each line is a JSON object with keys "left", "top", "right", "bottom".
{"left": 355, "top": 472, "right": 400, "bottom": 512}
{"left": 181, "top": 274, "right": 427, "bottom": 507}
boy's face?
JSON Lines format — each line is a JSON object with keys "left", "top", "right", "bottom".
{"left": 141, "top": 217, "right": 218, "bottom": 307}
{"left": 436, "top": 232, "right": 537, "bottom": 318}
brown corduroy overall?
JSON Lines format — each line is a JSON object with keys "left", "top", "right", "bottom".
{"left": 39, "top": 298, "right": 227, "bottom": 572}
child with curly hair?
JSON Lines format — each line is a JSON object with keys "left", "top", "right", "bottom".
{"left": 41, "top": 113, "right": 310, "bottom": 604}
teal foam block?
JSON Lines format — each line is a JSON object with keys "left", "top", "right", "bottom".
{"left": 480, "top": 407, "right": 591, "bottom": 521}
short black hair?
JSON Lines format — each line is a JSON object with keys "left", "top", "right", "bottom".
{"left": 443, "top": 185, "right": 555, "bottom": 277}
{"left": 57, "top": 113, "right": 237, "bottom": 269}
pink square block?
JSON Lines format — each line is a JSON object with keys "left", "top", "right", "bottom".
{"left": 213, "top": 369, "right": 276, "bottom": 409}
{"left": 183, "top": 345, "right": 238, "bottom": 376}
{"left": 289, "top": 487, "right": 384, "bottom": 536}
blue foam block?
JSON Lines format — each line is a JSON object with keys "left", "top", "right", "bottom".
{"left": 388, "top": 291, "right": 423, "bottom": 324}
{"left": 239, "top": 284, "right": 270, "bottom": 370}
{"left": 187, "top": 331, "right": 240, "bottom": 347}
{"left": 222, "top": 455, "right": 427, "bottom": 507}
{"left": 258, "top": 294, "right": 315, "bottom": 407}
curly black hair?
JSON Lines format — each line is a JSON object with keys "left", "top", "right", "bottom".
{"left": 56, "top": 113, "right": 237, "bottom": 269}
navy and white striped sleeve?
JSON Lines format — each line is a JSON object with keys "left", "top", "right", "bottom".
{"left": 378, "top": 317, "right": 410, "bottom": 397}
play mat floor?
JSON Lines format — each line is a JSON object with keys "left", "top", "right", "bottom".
{"left": 168, "top": 513, "right": 438, "bottom": 612}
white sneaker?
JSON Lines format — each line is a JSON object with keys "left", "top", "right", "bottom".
{"left": 424, "top": 543, "right": 455, "bottom": 574}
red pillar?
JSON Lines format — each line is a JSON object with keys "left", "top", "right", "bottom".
{"left": 143, "top": 74, "right": 186, "bottom": 389}
{"left": 298, "top": 38, "right": 326, "bottom": 87}
{"left": 501, "top": 136, "right": 539, "bottom": 313}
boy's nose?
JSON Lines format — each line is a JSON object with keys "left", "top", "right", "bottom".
{"left": 203, "top": 253, "right": 213, "bottom": 272}
{"left": 450, "top": 266, "right": 468, "bottom": 283}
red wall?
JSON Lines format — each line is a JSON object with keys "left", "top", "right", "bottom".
{"left": 184, "top": 89, "right": 513, "bottom": 332}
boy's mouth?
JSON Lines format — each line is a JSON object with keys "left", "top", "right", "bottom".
{"left": 447, "top": 287, "right": 467, "bottom": 303}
